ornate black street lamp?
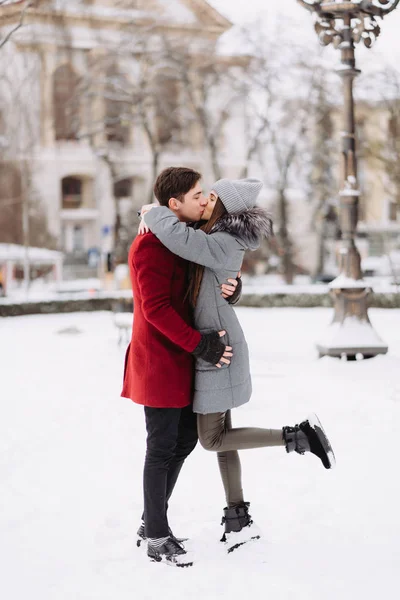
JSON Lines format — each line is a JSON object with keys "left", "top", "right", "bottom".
{"left": 298, "top": 0, "right": 399, "bottom": 359}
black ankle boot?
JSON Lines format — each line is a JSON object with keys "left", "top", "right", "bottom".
{"left": 221, "top": 502, "right": 253, "bottom": 538}
{"left": 220, "top": 502, "right": 261, "bottom": 551}
{"left": 282, "top": 413, "right": 335, "bottom": 469}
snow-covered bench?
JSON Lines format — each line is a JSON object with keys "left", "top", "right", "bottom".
{"left": 113, "top": 312, "right": 133, "bottom": 345}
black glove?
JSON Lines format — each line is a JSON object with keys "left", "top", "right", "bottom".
{"left": 227, "top": 276, "right": 242, "bottom": 306}
{"left": 192, "top": 331, "right": 226, "bottom": 365}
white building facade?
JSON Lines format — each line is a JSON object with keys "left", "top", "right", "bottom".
{"left": 0, "top": 0, "right": 248, "bottom": 276}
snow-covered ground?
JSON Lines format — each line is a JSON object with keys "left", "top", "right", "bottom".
{"left": 1, "top": 308, "right": 400, "bottom": 600}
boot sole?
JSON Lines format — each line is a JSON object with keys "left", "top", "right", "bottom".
{"left": 305, "top": 413, "right": 336, "bottom": 469}
{"left": 222, "top": 523, "right": 262, "bottom": 553}
{"left": 227, "top": 535, "right": 261, "bottom": 554}
{"left": 148, "top": 553, "right": 193, "bottom": 568}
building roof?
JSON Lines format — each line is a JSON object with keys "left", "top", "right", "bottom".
{"left": 0, "top": 0, "right": 233, "bottom": 34}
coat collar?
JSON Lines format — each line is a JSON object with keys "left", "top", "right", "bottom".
{"left": 209, "top": 207, "right": 274, "bottom": 249}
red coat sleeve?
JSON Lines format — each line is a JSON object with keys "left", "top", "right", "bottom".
{"left": 133, "top": 235, "right": 201, "bottom": 353}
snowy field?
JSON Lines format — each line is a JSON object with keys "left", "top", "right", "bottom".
{"left": 1, "top": 308, "right": 400, "bottom": 600}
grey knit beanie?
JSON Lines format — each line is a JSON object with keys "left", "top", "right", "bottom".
{"left": 212, "top": 178, "right": 263, "bottom": 214}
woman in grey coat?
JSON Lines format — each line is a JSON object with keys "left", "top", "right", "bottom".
{"left": 143, "top": 178, "right": 335, "bottom": 546}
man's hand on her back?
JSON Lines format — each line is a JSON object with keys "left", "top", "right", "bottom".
{"left": 137, "top": 204, "right": 158, "bottom": 235}
{"left": 221, "top": 271, "right": 241, "bottom": 303}
{"left": 140, "top": 203, "right": 157, "bottom": 217}
{"left": 138, "top": 220, "right": 149, "bottom": 235}
{"left": 221, "top": 278, "right": 238, "bottom": 298}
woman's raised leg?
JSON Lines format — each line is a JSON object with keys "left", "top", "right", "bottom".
{"left": 197, "top": 411, "right": 284, "bottom": 452}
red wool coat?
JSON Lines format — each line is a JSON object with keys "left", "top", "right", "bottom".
{"left": 121, "top": 233, "right": 201, "bottom": 408}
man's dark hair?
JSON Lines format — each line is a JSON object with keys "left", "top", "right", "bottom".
{"left": 153, "top": 167, "right": 202, "bottom": 207}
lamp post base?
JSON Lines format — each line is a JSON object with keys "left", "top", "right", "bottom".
{"left": 316, "top": 280, "right": 388, "bottom": 359}
{"left": 317, "top": 342, "right": 388, "bottom": 360}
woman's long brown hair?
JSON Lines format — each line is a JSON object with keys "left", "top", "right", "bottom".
{"left": 187, "top": 197, "right": 227, "bottom": 307}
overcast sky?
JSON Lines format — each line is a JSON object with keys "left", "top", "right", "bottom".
{"left": 208, "top": 0, "right": 400, "bottom": 68}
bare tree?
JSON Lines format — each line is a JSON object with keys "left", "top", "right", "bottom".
{"left": 76, "top": 17, "right": 246, "bottom": 264}
{"left": 260, "top": 74, "right": 317, "bottom": 284}
{"left": 354, "top": 66, "right": 400, "bottom": 286}
{"left": 0, "top": 0, "right": 33, "bottom": 50}
{"left": 236, "top": 17, "right": 343, "bottom": 283}
{"left": 232, "top": 23, "right": 312, "bottom": 281}
{"left": 129, "top": 38, "right": 183, "bottom": 200}
{"left": 95, "top": 149, "right": 140, "bottom": 266}
{"left": 363, "top": 67, "right": 400, "bottom": 211}
{"left": 0, "top": 29, "right": 56, "bottom": 294}
{"left": 235, "top": 25, "right": 282, "bottom": 180}
{"left": 162, "top": 35, "right": 247, "bottom": 180}
{"left": 75, "top": 26, "right": 187, "bottom": 264}
{"left": 308, "top": 69, "right": 339, "bottom": 280}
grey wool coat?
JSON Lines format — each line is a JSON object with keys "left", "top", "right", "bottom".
{"left": 144, "top": 206, "right": 273, "bottom": 415}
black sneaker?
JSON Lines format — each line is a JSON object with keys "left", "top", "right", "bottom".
{"left": 147, "top": 537, "right": 193, "bottom": 568}
{"left": 283, "top": 413, "right": 336, "bottom": 469}
{"left": 136, "top": 523, "right": 188, "bottom": 548}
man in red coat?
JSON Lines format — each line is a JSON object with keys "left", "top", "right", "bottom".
{"left": 121, "top": 167, "right": 237, "bottom": 566}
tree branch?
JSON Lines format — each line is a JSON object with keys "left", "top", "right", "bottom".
{"left": 0, "top": 1, "right": 32, "bottom": 50}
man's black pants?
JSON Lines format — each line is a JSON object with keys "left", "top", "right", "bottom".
{"left": 143, "top": 404, "right": 198, "bottom": 539}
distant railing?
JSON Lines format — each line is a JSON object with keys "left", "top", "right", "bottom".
{"left": 62, "top": 195, "right": 82, "bottom": 209}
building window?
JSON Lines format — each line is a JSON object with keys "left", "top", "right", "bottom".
{"left": 0, "top": 162, "right": 22, "bottom": 244}
{"left": 114, "top": 178, "right": 132, "bottom": 199}
{"left": 53, "top": 64, "right": 80, "bottom": 140}
{"left": 155, "top": 75, "right": 180, "bottom": 145}
{"left": 105, "top": 67, "right": 131, "bottom": 145}
{"left": 389, "top": 201, "right": 398, "bottom": 222}
{"left": 62, "top": 177, "right": 82, "bottom": 209}
{"left": 388, "top": 114, "right": 398, "bottom": 139}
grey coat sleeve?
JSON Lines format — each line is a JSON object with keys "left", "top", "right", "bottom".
{"left": 143, "top": 206, "right": 233, "bottom": 269}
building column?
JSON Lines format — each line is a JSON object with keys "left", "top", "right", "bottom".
{"left": 88, "top": 47, "right": 107, "bottom": 148}
{"left": 40, "top": 44, "right": 57, "bottom": 147}
{"left": 5, "top": 260, "right": 14, "bottom": 294}
{"left": 53, "top": 257, "right": 63, "bottom": 283}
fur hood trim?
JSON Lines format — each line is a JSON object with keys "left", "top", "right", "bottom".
{"left": 209, "top": 207, "right": 274, "bottom": 249}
